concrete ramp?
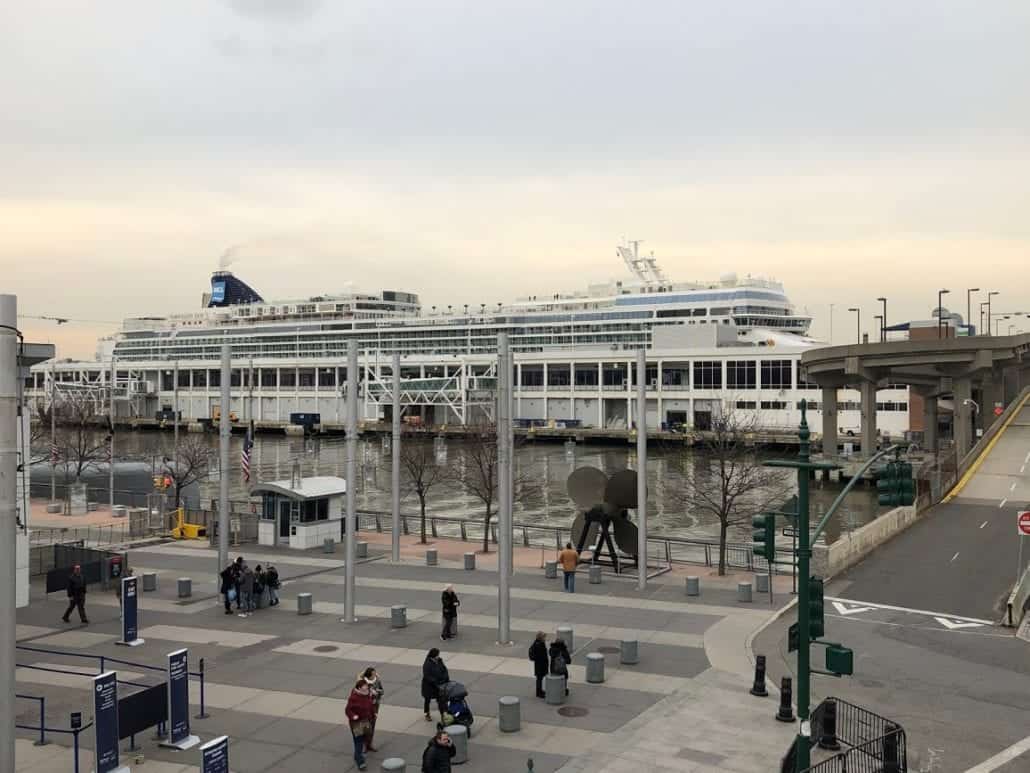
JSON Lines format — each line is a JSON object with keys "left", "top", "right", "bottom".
{"left": 948, "top": 396, "right": 1030, "bottom": 507}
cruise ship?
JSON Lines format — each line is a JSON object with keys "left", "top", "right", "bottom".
{"left": 29, "top": 243, "right": 910, "bottom": 436}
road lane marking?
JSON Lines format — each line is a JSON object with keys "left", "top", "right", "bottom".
{"left": 1022, "top": 465, "right": 1026, "bottom": 474}
{"left": 965, "top": 733, "right": 1030, "bottom": 772}
{"left": 933, "top": 616, "right": 984, "bottom": 630}
{"left": 830, "top": 601, "right": 874, "bottom": 616}
{"left": 999, "top": 499, "right": 1007, "bottom": 508}
{"left": 1011, "top": 482, "right": 1018, "bottom": 492}
{"left": 980, "top": 521, "right": 989, "bottom": 529}
{"left": 951, "top": 552, "right": 960, "bottom": 562}
{"left": 825, "top": 597, "right": 993, "bottom": 624}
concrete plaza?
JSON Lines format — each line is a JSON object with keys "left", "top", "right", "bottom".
{"left": 14, "top": 533, "right": 795, "bottom": 772}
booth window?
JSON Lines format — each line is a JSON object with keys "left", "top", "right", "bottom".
{"left": 301, "top": 499, "right": 330, "bottom": 522}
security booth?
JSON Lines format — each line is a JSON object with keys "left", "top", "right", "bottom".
{"left": 251, "top": 476, "right": 347, "bottom": 549}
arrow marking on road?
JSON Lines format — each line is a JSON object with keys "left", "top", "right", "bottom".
{"left": 831, "top": 601, "right": 874, "bottom": 616}
{"left": 980, "top": 521, "right": 989, "bottom": 529}
{"left": 934, "top": 616, "right": 985, "bottom": 630}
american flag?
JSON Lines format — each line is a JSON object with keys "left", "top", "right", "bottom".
{"left": 241, "top": 430, "right": 254, "bottom": 482}
{"left": 50, "top": 442, "right": 60, "bottom": 464}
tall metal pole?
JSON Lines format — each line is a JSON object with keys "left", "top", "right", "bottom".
{"left": 49, "top": 359, "right": 56, "bottom": 503}
{"left": 108, "top": 357, "right": 115, "bottom": 513}
{"left": 636, "top": 349, "right": 647, "bottom": 591}
{"left": 173, "top": 360, "right": 179, "bottom": 479}
{"left": 497, "top": 333, "right": 511, "bottom": 643}
{"left": 218, "top": 343, "right": 230, "bottom": 574}
{"left": 507, "top": 349, "right": 515, "bottom": 577}
{"left": 795, "top": 404, "right": 813, "bottom": 771}
{"left": 344, "top": 340, "right": 358, "bottom": 623}
{"left": 0, "top": 296, "right": 20, "bottom": 773}
{"left": 391, "top": 352, "right": 401, "bottom": 562}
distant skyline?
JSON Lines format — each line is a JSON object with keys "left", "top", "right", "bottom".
{"left": 3, "top": 1, "right": 1028, "bottom": 357}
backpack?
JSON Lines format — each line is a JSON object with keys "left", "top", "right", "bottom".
{"left": 421, "top": 744, "right": 432, "bottom": 773}
{"left": 550, "top": 653, "right": 568, "bottom": 676}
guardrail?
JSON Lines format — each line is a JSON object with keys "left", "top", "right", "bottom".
{"left": 1006, "top": 562, "right": 1030, "bottom": 628}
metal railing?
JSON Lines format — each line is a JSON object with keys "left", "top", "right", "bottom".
{"left": 16, "top": 694, "right": 47, "bottom": 746}
{"left": 803, "top": 697, "right": 908, "bottom": 773}
{"left": 15, "top": 713, "right": 93, "bottom": 773}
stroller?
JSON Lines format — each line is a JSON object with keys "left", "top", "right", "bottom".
{"left": 439, "top": 680, "right": 474, "bottom": 736}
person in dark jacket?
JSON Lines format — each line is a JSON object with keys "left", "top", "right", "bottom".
{"left": 441, "top": 585, "right": 459, "bottom": 640}
{"left": 549, "top": 638, "right": 571, "bottom": 696}
{"left": 529, "top": 631, "right": 549, "bottom": 698}
{"left": 266, "top": 566, "right": 280, "bottom": 606}
{"left": 421, "top": 730, "right": 455, "bottom": 773}
{"left": 62, "top": 564, "right": 88, "bottom": 624}
{"left": 239, "top": 564, "right": 256, "bottom": 615}
{"left": 421, "top": 648, "right": 449, "bottom": 722}
{"left": 232, "top": 556, "right": 244, "bottom": 610}
{"left": 346, "top": 679, "right": 376, "bottom": 770}
{"left": 219, "top": 563, "right": 235, "bottom": 614}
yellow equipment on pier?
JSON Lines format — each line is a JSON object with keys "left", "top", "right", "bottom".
{"left": 170, "top": 508, "right": 207, "bottom": 540}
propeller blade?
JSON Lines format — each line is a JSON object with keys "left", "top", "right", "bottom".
{"left": 604, "top": 469, "right": 638, "bottom": 510}
{"left": 567, "top": 466, "right": 608, "bottom": 509}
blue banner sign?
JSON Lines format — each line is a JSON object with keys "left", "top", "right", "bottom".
{"left": 200, "top": 735, "right": 229, "bottom": 773}
{"left": 121, "top": 576, "right": 138, "bottom": 644}
{"left": 93, "top": 671, "right": 121, "bottom": 773}
{"left": 167, "top": 649, "right": 191, "bottom": 745}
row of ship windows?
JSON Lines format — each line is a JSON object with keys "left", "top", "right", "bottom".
{"left": 735, "top": 400, "right": 909, "bottom": 412}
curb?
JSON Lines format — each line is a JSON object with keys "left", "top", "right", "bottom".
{"left": 743, "top": 596, "right": 798, "bottom": 696}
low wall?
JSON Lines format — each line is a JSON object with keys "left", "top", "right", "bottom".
{"left": 813, "top": 505, "right": 918, "bottom": 579}
{"left": 1005, "top": 563, "right": 1030, "bottom": 628}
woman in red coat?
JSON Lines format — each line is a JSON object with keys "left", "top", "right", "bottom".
{"left": 346, "top": 679, "right": 376, "bottom": 770}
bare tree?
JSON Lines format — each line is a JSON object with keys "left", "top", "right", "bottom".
{"left": 399, "top": 434, "right": 453, "bottom": 544}
{"left": 675, "top": 406, "right": 790, "bottom": 575}
{"left": 53, "top": 390, "right": 110, "bottom": 482}
{"left": 461, "top": 425, "right": 535, "bottom": 553}
{"left": 161, "top": 435, "right": 214, "bottom": 509}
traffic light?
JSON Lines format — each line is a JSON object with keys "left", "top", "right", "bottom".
{"left": 877, "top": 460, "right": 916, "bottom": 507}
{"left": 809, "top": 576, "right": 825, "bottom": 639}
{"left": 788, "top": 622, "right": 799, "bottom": 653}
{"left": 752, "top": 512, "right": 775, "bottom": 562}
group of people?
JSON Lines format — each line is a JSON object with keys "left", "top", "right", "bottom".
{"left": 529, "top": 632, "right": 572, "bottom": 698}
{"left": 219, "top": 556, "right": 280, "bottom": 616}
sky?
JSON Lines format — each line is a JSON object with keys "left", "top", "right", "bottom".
{"left": 3, "top": 0, "right": 1029, "bottom": 358}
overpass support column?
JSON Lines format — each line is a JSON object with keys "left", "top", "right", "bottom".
{"left": 923, "top": 395, "right": 939, "bottom": 454}
{"left": 953, "top": 377, "right": 973, "bottom": 459}
{"left": 859, "top": 381, "right": 877, "bottom": 458}
{"left": 820, "top": 386, "right": 838, "bottom": 456}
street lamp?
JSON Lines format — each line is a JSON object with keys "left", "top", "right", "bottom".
{"left": 980, "top": 302, "right": 989, "bottom": 337}
{"left": 876, "top": 297, "right": 887, "bottom": 342}
{"left": 966, "top": 288, "right": 979, "bottom": 335}
{"left": 987, "top": 291, "right": 999, "bottom": 335}
{"left": 995, "top": 315, "right": 1010, "bottom": 336}
{"left": 847, "top": 307, "right": 860, "bottom": 343}
{"left": 937, "top": 289, "right": 950, "bottom": 339}
{"left": 874, "top": 316, "right": 883, "bottom": 344}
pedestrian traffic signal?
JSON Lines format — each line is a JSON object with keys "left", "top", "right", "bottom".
{"left": 825, "top": 644, "right": 854, "bottom": 676}
{"left": 752, "top": 512, "right": 775, "bottom": 561}
{"left": 788, "top": 622, "right": 799, "bottom": 653}
{"left": 809, "top": 576, "right": 825, "bottom": 639}
{"left": 877, "top": 460, "right": 916, "bottom": 507}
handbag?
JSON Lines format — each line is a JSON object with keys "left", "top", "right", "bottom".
{"left": 351, "top": 719, "right": 371, "bottom": 737}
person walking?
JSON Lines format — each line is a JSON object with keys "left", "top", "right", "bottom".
{"left": 219, "top": 562, "right": 236, "bottom": 614}
{"left": 558, "top": 542, "right": 580, "bottom": 593}
{"left": 421, "top": 648, "right": 449, "bottom": 722}
{"left": 441, "top": 584, "right": 460, "bottom": 640}
{"left": 239, "top": 563, "right": 255, "bottom": 616}
{"left": 361, "top": 666, "right": 384, "bottom": 752}
{"left": 529, "top": 632, "right": 549, "bottom": 698}
{"left": 549, "top": 636, "right": 571, "bottom": 696}
{"left": 61, "top": 564, "right": 88, "bottom": 625}
{"left": 345, "top": 678, "right": 376, "bottom": 771}
{"left": 115, "top": 567, "right": 134, "bottom": 608}
{"left": 266, "top": 565, "right": 280, "bottom": 606}
{"left": 421, "top": 729, "right": 456, "bottom": 773}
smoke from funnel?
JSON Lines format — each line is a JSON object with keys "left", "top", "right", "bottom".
{"left": 219, "top": 243, "right": 247, "bottom": 270}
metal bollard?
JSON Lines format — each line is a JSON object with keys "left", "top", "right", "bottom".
{"left": 818, "top": 698, "right": 841, "bottom": 750}
{"left": 391, "top": 605, "right": 407, "bottom": 628}
{"left": 619, "top": 639, "right": 639, "bottom": 665}
{"left": 357, "top": 541, "right": 368, "bottom": 558}
{"left": 498, "top": 696, "right": 520, "bottom": 732}
{"left": 544, "top": 674, "right": 565, "bottom": 705}
{"left": 544, "top": 560, "right": 557, "bottom": 579}
{"left": 464, "top": 552, "right": 475, "bottom": 570}
{"left": 755, "top": 573, "right": 769, "bottom": 594}
{"left": 177, "top": 577, "right": 191, "bottom": 599}
{"left": 588, "top": 565, "right": 602, "bottom": 584}
{"left": 555, "top": 624, "right": 573, "bottom": 652}
{"left": 297, "top": 592, "right": 313, "bottom": 615}
{"left": 685, "top": 576, "right": 700, "bottom": 596}
{"left": 446, "top": 723, "right": 468, "bottom": 764}
{"left": 881, "top": 722, "right": 902, "bottom": 773}
{"left": 776, "top": 677, "right": 795, "bottom": 722}
{"left": 142, "top": 572, "right": 157, "bottom": 592}
{"left": 426, "top": 549, "right": 438, "bottom": 566}
{"left": 749, "top": 655, "right": 768, "bottom": 697}
{"left": 381, "top": 758, "right": 405, "bottom": 773}
{"left": 737, "top": 582, "right": 752, "bottom": 603}
{"left": 586, "top": 652, "right": 605, "bottom": 683}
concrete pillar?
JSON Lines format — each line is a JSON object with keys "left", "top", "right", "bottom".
{"left": 391, "top": 605, "right": 407, "bottom": 628}
{"left": 954, "top": 377, "right": 973, "bottom": 458}
{"left": 859, "top": 381, "right": 877, "bottom": 458}
{"left": 923, "top": 394, "right": 939, "bottom": 453}
{"left": 586, "top": 652, "right": 605, "bottom": 683}
{"left": 498, "top": 696, "right": 520, "bottom": 732}
{"left": 544, "top": 674, "right": 565, "bottom": 705}
{"left": 820, "top": 386, "right": 838, "bottom": 456}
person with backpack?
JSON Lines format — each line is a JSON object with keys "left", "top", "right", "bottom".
{"left": 421, "top": 729, "right": 455, "bottom": 773}
{"left": 253, "top": 564, "right": 265, "bottom": 608}
{"left": 266, "top": 566, "right": 280, "bottom": 606}
{"left": 549, "top": 636, "right": 571, "bottom": 696}
{"left": 529, "top": 631, "right": 549, "bottom": 698}
{"left": 421, "top": 648, "right": 449, "bottom": 722}
{"left": 440, "top": 584, "right": 459, "bottom": 640}
{"left": 346, "top": 678, "right": 376, "bottom": 771}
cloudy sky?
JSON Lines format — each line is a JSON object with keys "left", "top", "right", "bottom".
{"left": 3, "top": 0, "right": 1029, "bottom": 357}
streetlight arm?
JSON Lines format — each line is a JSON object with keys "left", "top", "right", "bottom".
{"left": 811, "top": 445, "right": 902, "bottom": 543}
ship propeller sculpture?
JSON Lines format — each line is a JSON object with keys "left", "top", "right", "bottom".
{"left": 566, "top": 467, "right": 642, "bottom": 573}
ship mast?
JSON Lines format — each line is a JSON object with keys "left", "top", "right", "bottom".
{"left": 617, "top": 240, "right": 668, "bottom": 287}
